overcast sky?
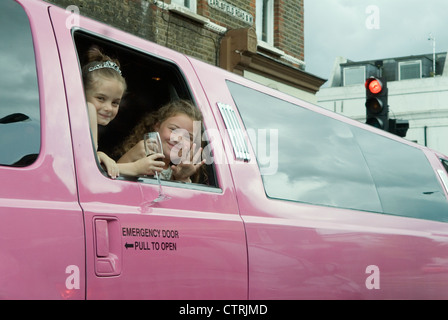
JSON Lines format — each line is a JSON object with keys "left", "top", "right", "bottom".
{"left": 304, "top": 0, "right": 448, "bottom": 83}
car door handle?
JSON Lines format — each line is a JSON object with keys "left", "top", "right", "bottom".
{"left": 94, "top": 217, "right": 122, "bottom": 277}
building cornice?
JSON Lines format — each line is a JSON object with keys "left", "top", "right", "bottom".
{"left": 220, "top": 28, "right": 326, "bottom": 94}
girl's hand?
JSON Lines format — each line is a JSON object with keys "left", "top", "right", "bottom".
{"left": 171, "top": 143, "right": 205, "bottom": 183}
{"left": 134, "top": 153, "right": 165, "bottom": 176}
{"left": 97, "top": 151, "right": 119, "bottom": 179}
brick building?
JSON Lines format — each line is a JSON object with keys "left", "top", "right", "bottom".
{"left": 46, "top": 0, "right": 325, "bottom": 102}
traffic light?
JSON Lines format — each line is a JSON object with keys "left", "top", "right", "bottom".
{"left": 365, "top": 77, "right": 388, "bottom": 131}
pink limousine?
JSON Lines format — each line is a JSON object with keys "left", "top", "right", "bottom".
{"left": 1, "top": 0, "right": 448, "bottom": 300}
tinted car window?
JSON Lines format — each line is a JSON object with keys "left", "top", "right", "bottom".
{"left": 227, "top": 81, "right": 382, "bottom": 213}
{"left": 442, "top": 159, "right": 448, "bottom": 173}
{"left": 0, "top": 0, "right": 40, "bottom": 167}
{"left": 353, "top": 127, "right": 448, "bottom": 222}
{"left": 229, "top": 81, "right": 448, "bottom": 222}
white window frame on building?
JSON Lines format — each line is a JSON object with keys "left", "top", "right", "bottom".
{"left": 399, "top": 60, "right": 422, "bottom": 80}
{"left": 171, "top": 0, "right": 197, "bottom": 13}
{"left": 343, "top": 66, "right": 366, "bottom": 86}
{"left": 256, "top": 0, "right": 274, "bottom": 46}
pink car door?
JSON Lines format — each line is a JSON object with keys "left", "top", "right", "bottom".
{"left": 49, "top": 5, "right": 247, "bottom": 299}
{"left": 0, "top": 0, "right": 85, "bottom": 299}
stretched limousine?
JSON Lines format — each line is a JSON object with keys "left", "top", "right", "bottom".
{"left": 1, "top": 0, "right": 448, "bottom": 299}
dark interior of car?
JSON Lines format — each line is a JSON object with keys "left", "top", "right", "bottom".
{"left": 73, "top": 31, "right": 216, "bottom": 186}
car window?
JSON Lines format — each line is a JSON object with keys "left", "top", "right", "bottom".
{"left": 353, "top": 126, "right": 448, "bottom": 222}
{"left": 227, "top": 80, "right": 382, "bottom": 212}
{"left": 74, "top": 31, "right": 217, "bottom": 187}
{"left": 0, "top": 0, "right": 40, "bottom": 167}
{"left": 441, "top": 159, "right": 448, "bottom": 173}
{"left": 228, "top": 80, "right": 448, "bottom": 222}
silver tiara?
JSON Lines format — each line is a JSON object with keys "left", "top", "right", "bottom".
{"left": 88, "top": 60, "right": 122, "bottom": 75}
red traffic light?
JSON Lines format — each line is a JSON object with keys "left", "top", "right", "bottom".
{"left": 365, "top": 78, "right": 383, "bottom": 94}
{"left": 365, "top": 76, "right": 389, "bottom": 131}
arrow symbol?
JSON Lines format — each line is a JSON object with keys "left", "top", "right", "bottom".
{"left": 125, "top": 242, "right": 134, "bottom": 249}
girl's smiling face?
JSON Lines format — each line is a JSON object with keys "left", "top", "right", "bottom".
{"left": 86, "top": 76, "right": 125, "bottom": 126}
{"left": 155, "top": 113, "right": 194, "bottom": 164}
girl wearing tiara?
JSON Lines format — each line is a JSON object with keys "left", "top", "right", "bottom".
{"left": 82, "top": 46, "right": 165, "bottom": 178}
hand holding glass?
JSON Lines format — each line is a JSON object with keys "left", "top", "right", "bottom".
{"left": 144, "top": 132, "right": 170, "bottom": 203}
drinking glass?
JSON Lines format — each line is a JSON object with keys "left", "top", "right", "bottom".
{"left": 144, "top": 132, "right": 170, "bottom": 203}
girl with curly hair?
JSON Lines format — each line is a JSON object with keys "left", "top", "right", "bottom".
{"left": 116, "top": 99, "right": 206, "bottom": 183}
